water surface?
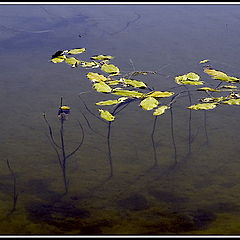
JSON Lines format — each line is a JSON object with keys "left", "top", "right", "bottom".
{"left": 0, "top": 3, "right": 240, "bottom": 235}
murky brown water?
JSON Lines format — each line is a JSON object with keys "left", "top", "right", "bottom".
{"left": 0, "top": 3, "right": 240, "bottom": 235}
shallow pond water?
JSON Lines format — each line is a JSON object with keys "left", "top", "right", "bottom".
{"left": 0, "top": 3, "right": 240, "bottom": 235}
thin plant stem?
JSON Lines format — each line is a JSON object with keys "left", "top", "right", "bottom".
{"left": 170, "top": 107, "right": 177, "bottom": 164}
{"left": 203, "top": 110, "right": 209, "bottom": 145}
{"left": 43, "top": 113, "right": 61, "bottom": 149}
{"left": 6, "top": 159, "right": 18, "bottom": 215}
{"left": 184, "top": 86, "right": 192, "bottom": 156}
{"left": 107, "top": 121, "right": 113, "bottom": 178}
{"left": 60, "top": 110, "right": 68, "bottom": 194}
{"left": 151, "top": 116, "right": 158, "bottom": 167}
{"left": 66, "top": 119, "right": 85, "bottom": 159}
{"left": 78, "top": 94, "right": 107, "bottom": 124}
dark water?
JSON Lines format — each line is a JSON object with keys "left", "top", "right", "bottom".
{"left": 0, "top": 3, "right": 240, "bottom": 235}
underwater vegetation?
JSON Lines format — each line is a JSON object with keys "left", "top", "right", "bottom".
{"left": 43, "top": 97, "right": 84, "bottom": 194}
{"left": 49, "top": 47, "right": 240, "bottom": 182}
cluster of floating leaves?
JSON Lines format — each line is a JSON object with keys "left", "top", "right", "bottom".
{"left": 50, "top": 48, "right": 174, "bottom": 121}
{"left": 50, "top": 50, "right": 240, "bottom": 121}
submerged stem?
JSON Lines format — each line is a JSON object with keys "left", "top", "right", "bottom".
{"left": 151, "top": 116, "right": 158, "bottom": 167}
{"left": 107, "top": 121, "right": 113, "bottom": 178}
{"left": 170, "top": 107, "right": 177, "bottom": 164}
{"left": 204, "top": 110, "right": 209, "bottom": 145}
{"left": 6, "top": 159, "right": 18, "bottom": 214}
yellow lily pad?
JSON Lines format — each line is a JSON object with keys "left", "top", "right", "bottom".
{"left": 219, "top": 85, "right": 237, "bottom": 89}
{"left": 112, "top": 89, "right": 144, "bottom": 98}
{"left": 98, "top": 109, "right": 115, "bottom": 121}
{"left": 51, "top": 56, "right": 66, "bottom": 63}
{"left": 80, "top": 61, "right": 99, "bottom": 68}
{"left": 91, "top": 55, "right": 114, "bottom": 60}
{"left": 153, "top": 105, "right": 170, "bottom": 116}
{"left": 204, "top": 68, "right": 240, "bottom": 83}
{"left": 60, "top": 106, "right": 70, "bottom": 110}
{"left": 139, "top": 97, "right": 159, "bottom": 110}
{"left": 146, "top": 91, "right": 174, "bottom": 98}
{"left": 87, "top": 72, "right": 108, "bottom": 82}
{"left": 95, "top": 100, "right": 119, "bottom": 106}
{"left": 187, "top": 103, "right": 218, "bottom": 110}
{"left": 122, "top": 78, "right": 147, "bottom": 88}
{"left": 67, "top": 48, "right": 86, "bottom": 55}
{"left": 186, "top": 72, "right": 200, "bottom": 81}
{"left": 92, "top": 82, "right": 112, "bottom": 93}
{"left": 199, "top": 59, "right": 209, "bottom": 64}
{"left": 101, "top": 64, "right": 120, "bottom": 75}
{"left": 223, "top": 99, "right": 240, "bottom": 105}
{"left": 197, "top": 87, "right": 220, "bottom": 92}
{"left": 65, "top": 57, "right": 81, "bottom": 67}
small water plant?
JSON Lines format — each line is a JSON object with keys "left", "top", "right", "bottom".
{"left": 49, "top": 49, "right": 240, "bottom": 177}
{"left": 43, "top": 97, "right": 84, "bottom": 194}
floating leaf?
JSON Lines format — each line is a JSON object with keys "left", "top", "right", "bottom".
{"left": 122, "top": 78, "right": 147, "bottom": 88}
{"left": 180, "top": 80, "right": 204, "bottom": 85}
{"left": 106, "top": 80, "right": 122, "bottom": 86}
{"left": 60, "top": 106, "right": 70, "bottom": 110}
{"left": 87, "top": 72, "right": 108, "bottom": 82}
{"left": 65, "top": 57, "right": 81, "bottom": 67}
{"left": 101, "top": 64, "right": 120, "bottom": 75}
{"left": 199, "top": 59, "right": 209, "bottom": 64}
{"left": 98, "top": 109, "right": 115, "bottom": 121}
{"left": 51, "top": 56, "right": 66, "bottom": 63}
{"left": 219, "top": 85, "right": 237, "bottom": 89}
{"left": 91, "top": 55, "right": 114, "bottom": 60}
{"left": 187, "top": 103, "right": 218, "bottom": 110}
{"left": 112, "top": 89, "right": 144, "bottom": 98}
{"left": 175, "top": 73, "right": 203, "bottom": 85}
{"left": 200, "top": 97, "right": 226, "bottom": 103}
{"left": 67, "top": 48, "right": 86, "bottom": 55}
{"left": 153, "top": 105, "right": 170, "bottom": 116}
{"left": 203, "top": 67, "right": 240, "bottom": 83}
{"left": 146, "top": 91, "right": 174, "bottom": 98}
{"left": 186, "top": 72, "right": 200, "bottom": 81}
{"left": 80, "top": 61, "right": 99, "bottom": 68}
{"left": 92, "top": 81, "right": 112, "bottom": 93}
{"left": 197, "top": 87, "right": 220, "bottom": 92}
{"left": 139, "top": 97, "right": 159, "bottom": 110}
{"left": 96, "top": 100, "right": 119, "bottom": 106}
{"left": 223, "top": 99, "right": 240, "bottom": 105}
